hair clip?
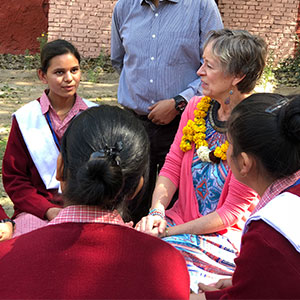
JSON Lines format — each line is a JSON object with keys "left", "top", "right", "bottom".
{"left": 89, "top": 150, "right": 106, "bottom": 160}
{"left": 107, "top": 142, "right": 123, "bottom": 166}
{"left": 89, "top": 142, "right": 123, "bottom": 166}
{"left": 265, "top": 98, "right": 289, "bottom": 114}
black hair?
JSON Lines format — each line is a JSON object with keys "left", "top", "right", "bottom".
{"left": 60, "top": 105, "right": 149, "bottom": 214}
{"left": 39, "top": 39, "right": 81, "bottom": 73}
{"left": 228, "top": 93, "right": 300, "bottom": 179}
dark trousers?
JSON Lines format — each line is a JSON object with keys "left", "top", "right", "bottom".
{"left": 126, "top": 110, "right": 180, "bottom": 223}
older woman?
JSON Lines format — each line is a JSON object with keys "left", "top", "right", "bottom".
{"left": 137, "top": 29, "right": 267, "bottom": 292}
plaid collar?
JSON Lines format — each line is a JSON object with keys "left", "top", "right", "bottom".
{"left": 48, "top": 205, "right": 126, "bottom": 226}
{"left": 252, "top": 170, "right": 300, "bottom": 215}
{"left": 40, "top": 89, "right": 87, "bottom": 115}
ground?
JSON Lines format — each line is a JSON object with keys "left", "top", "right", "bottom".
{"left": 0, "top": 69, "right": 299, "bottom": 217}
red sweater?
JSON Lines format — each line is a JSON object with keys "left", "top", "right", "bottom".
{"left": 206, "top": 220, "right": 300, "bottom": 299}
{"left": 2, "top": 117, "right": 62, "bottom": 220}
{"left": 0, "top": 222, "right": 190, "bottom": 299}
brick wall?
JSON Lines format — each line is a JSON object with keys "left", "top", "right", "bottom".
{"left": 218, "top": 0, "right": 299, "bottom": 63}
{"left": 48, "top": 0, "right": 299, "bottom": 63}
{"left": 48, "top": 0, "right": 116, "bottom": 57}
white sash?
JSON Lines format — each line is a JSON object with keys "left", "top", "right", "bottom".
{"left": 14, "top": 99, "right": 97, "bottom": 190}
{"left": 244, "top": 192, "right": 300, "bottom": 253}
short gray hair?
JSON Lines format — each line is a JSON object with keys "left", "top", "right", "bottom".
{"left": 204, "top": 29, "right": 267, "bottom": 94}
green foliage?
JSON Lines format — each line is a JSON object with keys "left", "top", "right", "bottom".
{"left": 0, "top": 131, "right": 13, "bottom": 217}
{"left": 274, "top": 41, "right": 300, "bottom": 87}
{"left": 0, "top": 85, "right": 14, "bottom": 98}
{"left": 0, "top": 128, "right": 9, "bottom": 175}
{"left": 80, "top": 51, "right": 113, "bottom": 72}
{"left": 80, "top": 51, "right": 115, "bottom": 83}
{"left": 0, "top": 53, "right": 39, "bottom": 70}
{"left": 24, "top": 50, "right": 40, "bottom": 70}
{"left": 0, "top": 84, "right": 21, "bottom": 99}
{"left": 0, "top": 133, "right": 8, "bottom": 162}
{"left": 37, "top": 32, "right": 48, "bottom": 52}
{"left": 257, "top": 50, "right": 277, "bottom": 91}
{"left": 85, "top": 68, "right": 101, "bottom": 83}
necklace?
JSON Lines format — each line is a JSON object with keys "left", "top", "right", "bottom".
{"left": 208, "top": 100, "right": 227, "bottom": 133}
{"left": 180, "top": 96, "right": 229, "bottom": 163}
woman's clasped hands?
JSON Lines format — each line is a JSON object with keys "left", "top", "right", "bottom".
{"left": 135, "top": 209, "right": 167, "bottom": 238}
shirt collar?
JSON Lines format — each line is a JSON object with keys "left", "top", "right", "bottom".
{"left": 252, "top": 169, "right": 300, "bottom": 214}
{"left": 48, "top": 205, "right": 126, "bottom": 226}
{"left": 40, "top": 90, "right": 52, "bottom": 114}
{"left": 40, "top": 89, "right": 87, "bottom": 115}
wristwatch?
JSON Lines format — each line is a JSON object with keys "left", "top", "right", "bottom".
{"left": 174, "top": 95, "right": 187, "bottom": 114}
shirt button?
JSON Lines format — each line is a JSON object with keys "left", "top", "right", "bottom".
{"left": 155, "top": 13, "right": 158, "bottom": 17}
{"left": 150, "top": 57, "right": 155, "bottom": 61}
{"left": 152, "top": 34, "right": 156, "bottom": 38}
{"left": 150, "top": 79, "right": 154, "bottom": 83}
{"left": 151, "top": 100, "right": 155, "bottom": 104}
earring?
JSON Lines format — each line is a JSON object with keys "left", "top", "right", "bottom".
{"left": 225, "top": 90, "right": 233, "bottom": 105}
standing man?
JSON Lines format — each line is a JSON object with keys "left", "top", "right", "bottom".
{"left": 111, "top": 0, "right": 223, "bottom": 223}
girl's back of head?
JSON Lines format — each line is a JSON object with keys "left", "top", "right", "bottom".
{"left": 60, "top": 105, "right": 149, "bottom": 213}
{"left": 228, "top": 93, "right": 300, "bottom": 180}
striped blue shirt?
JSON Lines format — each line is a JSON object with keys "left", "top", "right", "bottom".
{"left": 111, "top": 0, "right": 223, "bottom": 115}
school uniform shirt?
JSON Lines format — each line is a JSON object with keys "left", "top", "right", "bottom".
{"left": 205, "top": 220, "right": 300, "bottom": 299}
{"left": 205, "top": 172, "right": 300, "bottom": 299}
{"left": 0, "top": 205, "right": 190, "bottom": 299}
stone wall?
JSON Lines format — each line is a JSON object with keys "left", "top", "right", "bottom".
{"left": 0, "top": 0, "right": 49, "bottom": 54}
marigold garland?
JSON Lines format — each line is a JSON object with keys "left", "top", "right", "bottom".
{"left": 180, "top": 96, "right": 229, "bottom": 163}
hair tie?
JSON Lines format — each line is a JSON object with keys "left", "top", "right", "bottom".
{"left": 89, "top": 142, "right": 123, "bottom": 166}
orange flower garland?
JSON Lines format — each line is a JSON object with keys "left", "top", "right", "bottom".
{"left": 179, "top": 96, "right": 228, "bottom": 163}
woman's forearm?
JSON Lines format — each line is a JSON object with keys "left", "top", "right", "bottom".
{"left": 167, "top": 211, "right": 226, "bottom": 236}
{"left": 151, "top": 176, "right": 177, "bottom": 211}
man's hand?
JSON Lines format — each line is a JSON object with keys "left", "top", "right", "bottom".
{"left": 148, "top": 98, "right": 178, "bottom": 125}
